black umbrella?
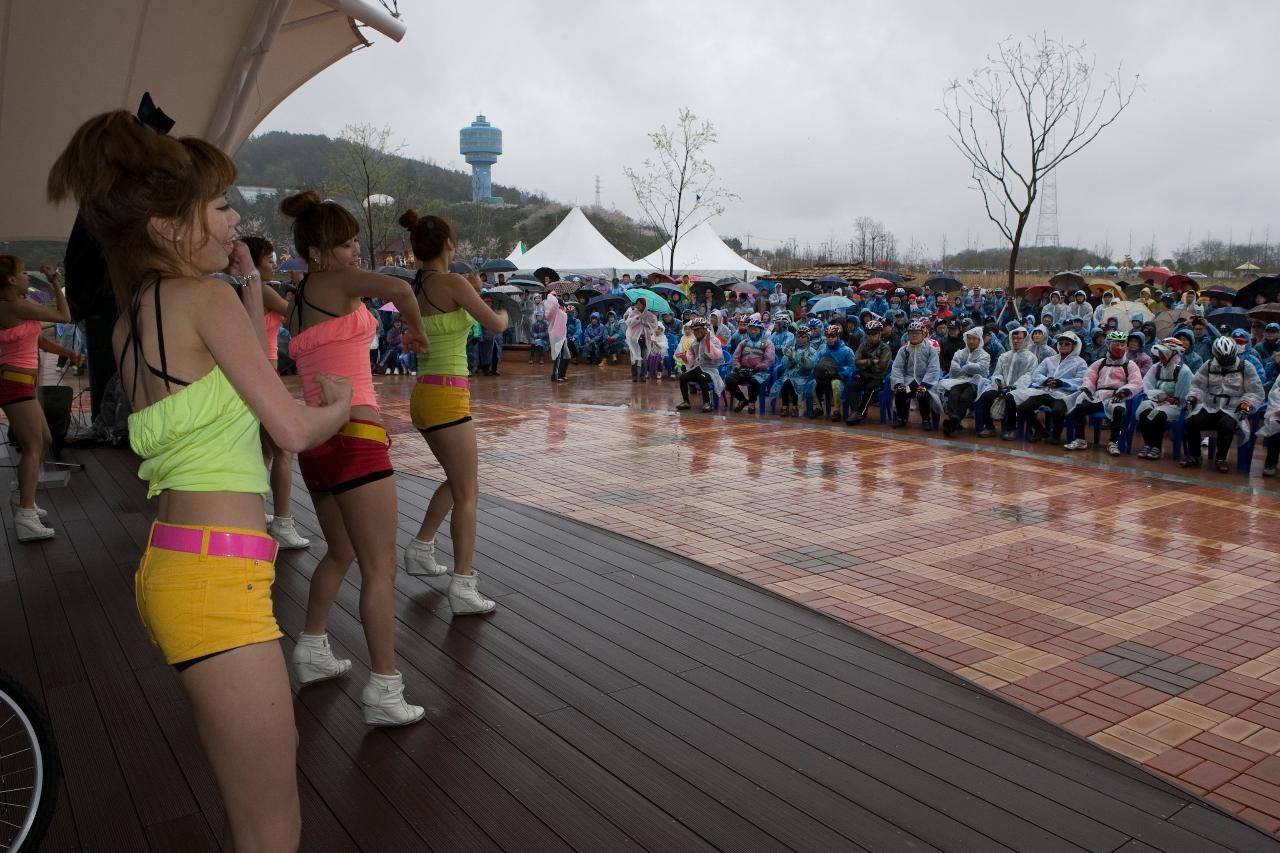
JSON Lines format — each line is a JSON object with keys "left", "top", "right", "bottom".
{"left": 1201, "top": 284, "right": 1237, "bottom": 300}
{"left": 1248, "top": 303, "right": 1280, "bottom": 325}
{"left": 924, "top": 275, "right": 964, "bottom": 292}
{"left": 874, "top": 270, "right": 903, "bottom": 283}
{"left": 481, "top": 258, "right": 518, "bottom": 273}
{"left": 715, "top": 276, "right": 743, "bottom": 287}
{"left": 1206, "top": 306, "right": 1249, "bottom": 332}
{"left": 1234, "top": 275, "right": 1280, "bottom": 308}
{"left": 815, "top": 274, "right": 848, "bottom": 288}
{"left": 507, "top": 276, "right": 544, "bottom": 291}
{"left": 448, "top": 260, "right": 475, "bottom": 274}
{"left": 376, "top": 265, "right": 416, "bottom": 282}
{"left": 1048, "top": 271, "right": 1086, "bottom": 290}
{"left": 585, "top": 293, "right": 628, "bottom": 315}
{"left": 534, "top": 266, "right": 560, "bottom": 284}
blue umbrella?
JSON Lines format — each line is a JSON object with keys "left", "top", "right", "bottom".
{"left": 815, "top": 274, "right": 848, "bottom": 287}
{"left": 812, "top": 295, "right": 854, "bottom": 313}
{"left": 625, "top": 288, "right": 673, "bottom": 315}
{"left": 481, "top": 258, "right": 518, "bottom": 273}
{"left": 279, "top": 257, "right": 307, "bottom": 272}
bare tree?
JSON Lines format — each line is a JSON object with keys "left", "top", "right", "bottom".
{"left": 941, "top": 34, "right": 1138, "bottom": 290}
{"left": 625, "top": 108, "right": 738, "bottom": 275}
{"left": 329, "top": 123, "right": 405, "bottom": 268}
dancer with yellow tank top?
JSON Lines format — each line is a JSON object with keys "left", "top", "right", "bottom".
{"left": 398, "top": 210, "right": 508, "bottom": 613}
{"left": 48, "top": 110, "right": 353, "bottom": 852}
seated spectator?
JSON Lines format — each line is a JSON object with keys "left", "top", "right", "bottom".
{"left": 937, "top": 319, "right": 963, "bottom": 368}
{"left": 725, "top": 318, "right": 775, "bottom": 412}
{"left": 1067, "top": 331, "right": 1142, "bottom": 455}
{"left": 580, "top": 312, "right": 604, "bottom": 365}
{"left": 891, "top": 320, "right": 941, "bottom": 429}
{"left": 810, "top": 323, "right": 856, "bottom": 421}
{"left": 675, "top": 318, "right": 724, "bottom": 412}
{"left": 1136, "top": 337, "right": 1194, "bottom": 460}
{"left": 1013, "top": 331, "right": 1086, "bottom": 444}
{"left": 732, "top": 291, "right": 754, "bottom": 318}
{"left": 726, "top": 316, "right": 750, "bottom": 355}
{"left": 846, "top": 319, "right": 892, "bottom": 424}
{"left": 770, "top": 312, "right": 796, "bottom": 356}
{"left": 772, "top": 325, "right": 818, "bottom": 417}
{"left": 937, "top": 326, "right": 990, "bottom": 437}
{"left": 1256, "top": 322, "right": 1280, "bottom": 390}
{"left": 1173, "top": 328, "right": 1203, "bottom": 372}
{"left": 983, "top": 325, "right": 1007, "bottom": 364}
{"left": 1029, "top": 325, "right": 1056, "bottom": 362}
{"left": 1232, "top": 327, "right": 1266, "bottom": 378}
{"left": 1125, "top": 331, "right": 1153, "bottom": 374}
{"left": 604, "top": 310, "right": 626, "bottom": 362}
{"left": 978, "top": 326, "right": 1038, "bottom": 439}
{"left": 1189, "top": 317, "right": 1217, "bottom": 365}
{"left": 1181, "top": 336, "right": 1264, "bottom": 472}
{"left": 1260, "top": 375, "right": 1280, "bottom": 476}
{"left": 1066, "top": 290, "right": 1093, "bottom": 329}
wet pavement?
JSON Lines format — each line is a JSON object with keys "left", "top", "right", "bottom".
{"left": 376, "top": 359, "right": 1280, "bottom": 834}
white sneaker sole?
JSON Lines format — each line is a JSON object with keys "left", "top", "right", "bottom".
{"left": 292, "top": 659, "right": 351, "bottom": 686}
{"left": 362, "top": 705, "right": 425, "bottom": 727}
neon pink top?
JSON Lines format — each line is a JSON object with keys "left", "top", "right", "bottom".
{"left": 288, "top": 308, "right": 378, "bottom": 409}
{"left": 0, "top": 320, "right": 40, "bottom": 369}
{"left": 264, "top": 311, "right": 283, "bottom": 362}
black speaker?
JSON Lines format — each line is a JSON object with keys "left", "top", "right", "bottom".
{"left": 37, "top": 386, "right": 73, "bottom": 450}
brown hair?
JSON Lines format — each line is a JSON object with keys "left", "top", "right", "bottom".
{"left": 398, "top": 209, "right": 453, "bottom": 263}
{"left": 0, "top": 254, "right": 24, "bottom": 280}
{"left": 47, "top": 110, "right": 236, "bottom": 308}
{"left": 241, "top": 236, "right": 274, "bottom": 267}
{"left": 280, "top": 191, "right": 358, "bottom": 264}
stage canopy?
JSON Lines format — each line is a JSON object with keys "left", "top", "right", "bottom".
{"left": 635, "top": 221, "right": 768, "bottom": 281}
{"left": 0, "top": 0, "right": 406, "bottom": 241}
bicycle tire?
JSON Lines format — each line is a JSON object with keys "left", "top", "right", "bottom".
{"left": 0, "top": 669, "right": 61, "bottom": 853}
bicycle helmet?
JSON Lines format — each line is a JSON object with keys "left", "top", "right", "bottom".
{"left": 748, "top": 318, "right": 766, "bottom": 329}
{"left": 907, "top": 319, "right": 926, "bottom": 332}
{"left": 772, "top": 311, "right": 790, "bottom": 324}
{"left": 1105, "top": 330, "right": 1127, "bottom": 343}
{"left": 689, "top": 317, "right": 708, "bottom": 330}
{"left": 864, "top": 319, "right": 884, "bottom": 332}
{"left": 824, "top": 323, "right": 842, "bottom": 337}
{"left": 1212, "top": 334, "right": 1237, "bottom": 366}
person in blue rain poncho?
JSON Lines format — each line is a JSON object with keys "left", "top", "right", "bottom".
{"left": 581, "top": 312, "right": 606, "bottom": 365}
{"left": 1135, "top": 337, "right": 1194, "bottom": 461}
{"left": 809, "top": 322, "right": 856, "bottom": 421}
{"left": 725, "top": 318, "right": 776, "bottom": 412}
{"left": 935, "top": 325, "right": 991, "bottom": 437}
{"left": 771, "top": 324, "right": 818, "bottom": 417}
{"left": 1012, "top": 330, "right": 1087, "bottom": 443}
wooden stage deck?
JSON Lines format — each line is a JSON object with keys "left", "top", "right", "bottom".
{"left": 3, "top": 445, "right": 1279, "bottom": 852}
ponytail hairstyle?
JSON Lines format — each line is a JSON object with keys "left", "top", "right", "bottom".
{"left": 398, "top": 209, "right": 453, "bottom": 264}
{"left": 47, "top": 110, "right": 237, "bottom": 309}
{"left": 279, "top": 191, "right": 358, "bottom": 266}
{"left": 241, "top": 236, "right": 274, "bottom": 268}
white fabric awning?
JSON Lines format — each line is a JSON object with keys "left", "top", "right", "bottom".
{"left": 516, "top": 207, "right": 639, "bottom": 277}
{"left": 635, "top": 221, "right": 768, "bottom": 280}
{"left": 0, "top": 0, "right": 405, "bottom": 241}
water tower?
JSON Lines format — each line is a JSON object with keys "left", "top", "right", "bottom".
{"left": 460, "top": 115, "right": 502, "bottom": 204}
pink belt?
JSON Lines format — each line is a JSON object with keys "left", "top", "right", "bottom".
{"left": 417, "top": 374, "right": 469, "bottom": 389}
{"left": 149, "top": 523, "right": 279, "bottom": 562}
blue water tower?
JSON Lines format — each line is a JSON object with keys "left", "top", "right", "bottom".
{"left": 460, "top": 115, "right": 502, "bottom": 203}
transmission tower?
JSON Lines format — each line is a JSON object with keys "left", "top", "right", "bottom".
{"left": 1035, "top": 168, "right": 1059, "bottom": 247}
{"left": 594, "top": 175, "right": 601, "bottom": 208}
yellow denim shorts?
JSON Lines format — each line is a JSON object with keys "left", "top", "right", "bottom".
{"left": 134, "top": 523, "right": 283, "bottom": 667}
{"left": 410, "top": 380, "right": 472, "bottom": 433}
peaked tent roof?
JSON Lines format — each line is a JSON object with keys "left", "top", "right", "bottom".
{"left": 635, "top": 222, "right": 769, "bottom": 280}
{"left": 505, "top": 241, "right": 526, "bottom": 262}
{"left": 0, "top": 0, "right": 406, "bottom": 241}
{"left": 515, "top": 207, "right": 637, "bottom": 276}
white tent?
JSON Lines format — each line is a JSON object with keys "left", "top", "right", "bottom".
{"left": 505, "top": 241, "right": 526, "bottom": 263}
{"left": 0, "top": 0, "right": 406, "bottom": 241}
{"left": 635, "top": 221, "right": 769, "bottom": 281}
{"left": 515, "top": 207, "right": 638, "bottom": 277}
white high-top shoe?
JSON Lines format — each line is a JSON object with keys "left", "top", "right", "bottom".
{"left": 14, "top": 507, "right": 54, "bottom": 542}
{"left": 448, "top": 572, "right": 496, "bottom": 616}
{"left": 404, "top": 537, "right": 448, "bottom": 577}
{"left": 361, "top": 671, "right": 425, "bottom": 727}
{"left": 291, "top": 632, "right": 351, "bottom": 685}
{"left": 10, "top": 492, "right": 47, "bottom": 518}
{"left": 268, "top": 516, "right": 310, "bottom": 550}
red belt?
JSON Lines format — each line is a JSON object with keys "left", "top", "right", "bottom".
{"left": 149, "top": 523, "right": 278, "bottom": 561}
{"left": 417, "top": 374, "right": 469, "bottom": 389}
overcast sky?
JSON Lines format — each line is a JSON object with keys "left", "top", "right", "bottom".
{"left": 258, "top": 0, "right": 1279, "bottom": 261}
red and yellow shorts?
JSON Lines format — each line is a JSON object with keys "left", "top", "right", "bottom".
{"left": 298, "top": 418, "right": 393, "bottom": 494}
{"left": 135, "top": 522, "right": 282, "bottom": 668}
{"left": 411, "top": 375, "right": 472, "bottom": 433}
{"left": 0, "top": 369, "right": 36, "bottom": 407}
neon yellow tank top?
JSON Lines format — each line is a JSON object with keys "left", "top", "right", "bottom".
{"left": 128, "top": 366, "right": 269, "bottom": 499}
{"left": 420, "top": 308, "right": 473, "bottom": 377}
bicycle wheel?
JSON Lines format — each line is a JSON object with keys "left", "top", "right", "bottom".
{"left": 0, "top": 669, "right": 60, "bottom": 853}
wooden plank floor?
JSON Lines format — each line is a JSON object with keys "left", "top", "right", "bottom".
{"left": 4, "top": 445, "right": 1280, "bottom": 852}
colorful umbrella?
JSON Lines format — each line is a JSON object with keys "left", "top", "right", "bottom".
{"left": 1164, "top": 274, "right": 1199, "bottom": 294}
{"left": 1088, "top": 279, "right": 1123, "bottom": 297}
{"left": 626, "top": 288, "right": 672, "bottom": 315}
{"left": 859, "top": 278, "right": 895, "bottom": 293}
{"left": 1137, "top": 266, "right": 1173, "bottom": 285}
{"left": 546, "top": 280, "right": 578, "bottom": 294}
{"left": 789, "top": 290, "right": 816, "bottom": 310}
{"left": 378, "top": 302, "right": 400, "bottom": 313}
{"left": 1016, "top": 283, "right": 1053, "bottom": 300}
{"left": 645, "top": 272, "right": 678, "bottom": 285}
{"left": 1100, "top": 300, "right": 1148, "bottom": 328}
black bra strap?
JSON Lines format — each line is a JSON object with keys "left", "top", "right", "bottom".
{"left": 414, "top": 269, "right": 448, "bottom": 314}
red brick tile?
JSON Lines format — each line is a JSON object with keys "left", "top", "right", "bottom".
{"left": 1063, "top": 714, "right": 1110, "bottom": 737}
{"left": 1182, "top": 683, "right": 1228, "bottom": 705}
{"left": 1239, "top": 808, "right": 1280, "bottom": 834}
{"left": 1181, "top": 739, "right": 1260, "bottom": 774}
{"left": 1180, "top": 761, "right": 1240, "bottom": 790}
{"left": 1253, "top": 755, "right": 1280, "bottom": 785}
{"left": 1042, "top": 681, "right": 1088, "bottom": 702}
{"left": 1218, "top": 780, "right": 1280, "bottom": 821}
{"left": 1041, "top": 704, "right": 1083, "bottom": 726}
{"left": 1208, "top": 693, "right": 1258, "bottom": 716}
{"left": 1146, "top": 748, "right": 1203, "bottom": 777}
{"left": 1064, "top": 697, "right": 1127, "bottom": 725}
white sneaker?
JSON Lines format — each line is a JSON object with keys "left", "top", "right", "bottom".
{"left": 268, "top": 516, "right": 310, "bottom": 550}
{"left": 14, "top": 507, "right": 54, "bottom": 542}
{"left": 291, "top": 632, "right": 351, "bottom": 685}
{"left": 1064, "top": 438, "right": 1088, "bottom": 451}
{"left": 9, "top": 492, "right": 47, "bottom": 518}
{"left": 361, "top": 671, "right": 424, "bottom": 727}
{"left": 448, "top": 572, "right": 496, "bottom": 616}
{"left": 404, "top": 537, "right": 448, "bottom": 577}
{"left": 1107, "top": 441, "right": 1121, "bottom": 456}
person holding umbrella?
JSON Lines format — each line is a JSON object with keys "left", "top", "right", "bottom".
{"left": 545, "top": 288, "right": 570, "bottom": 382}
